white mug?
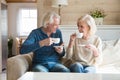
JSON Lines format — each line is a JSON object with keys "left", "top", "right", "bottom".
{"left": 52, "top": 38, "right": 60, "bottom": 44}
{"left": 76, "top": 32, "right": 83, "bottom": 38}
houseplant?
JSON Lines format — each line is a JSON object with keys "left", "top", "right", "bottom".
{"left": 90, "top": 8, "right": 106, "bottom": 25}
{"left": 8, "top": 36, "right": 13, "bottom": 57}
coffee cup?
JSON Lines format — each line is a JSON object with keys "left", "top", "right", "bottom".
{"left": 52, "top": 38, "right": 60, "bottom": 44}
{"left": 76, "top": 32, "right": 83, "bottom": 38}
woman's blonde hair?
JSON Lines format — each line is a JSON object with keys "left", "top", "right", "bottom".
{"left": 77, "top": 14, "right": 97, "bottom": 36}
{"left": 42, "top": 11, "right": 60, "bottom": 28}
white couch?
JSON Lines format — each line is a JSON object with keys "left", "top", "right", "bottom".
{"left": 96, "top": 39, "right": 120, "bottom": 73}
{"left": 7, "top": 25, "right": 120, "bottom": 80}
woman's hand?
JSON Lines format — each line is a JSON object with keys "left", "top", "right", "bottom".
{"left": 85, "top": 44, "right": 99, "bottom": 57}
{"left": 68, "top": 33, "right": 76, "bottom": 48}
{"left": 70, "top": 33, "right": 76, "bottom": 42}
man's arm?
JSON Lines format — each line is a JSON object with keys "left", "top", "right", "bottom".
{"left": 20, "top": 30, "right": 40, "bottom": 54}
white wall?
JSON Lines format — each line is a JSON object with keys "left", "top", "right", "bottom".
{"left": 8, "top": 3, "right": 37, "bottom": 55}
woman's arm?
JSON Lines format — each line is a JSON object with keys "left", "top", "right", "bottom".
{"left": 94, "top": 37, "right": 103, "bottom": 66}
{"left": 66, "top": 33, "right": 76, "bottom": 59}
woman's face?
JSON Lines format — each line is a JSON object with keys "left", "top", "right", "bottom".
{"left": 77, "top": 20, "right": 90, "bottom": 37}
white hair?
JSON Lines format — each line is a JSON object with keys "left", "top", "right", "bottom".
{"left": 42, "top": 11, "right": 60, "bottom": 28}
{"left": 78, "top": 14, "right": 97, "bottom": 36}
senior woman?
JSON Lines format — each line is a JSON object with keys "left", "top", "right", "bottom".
{"left": 66, "top": 14, "right": 102, "bottom": 73}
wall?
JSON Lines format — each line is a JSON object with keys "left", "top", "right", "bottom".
{"left": 37, "top": 0, "right": 120, "bottom": 26}
{"left": 1, "top": 0, "right": 7, "bottom": 4}
{"left": 8, "top": 3, "right": 37, "bottom": 55}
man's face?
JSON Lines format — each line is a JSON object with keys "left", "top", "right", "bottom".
{"left": 48, "top": 17, "right": 60, "bottom": 33}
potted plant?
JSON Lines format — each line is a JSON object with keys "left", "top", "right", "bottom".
{"left": 8, "top": 36, "right": 13, "bottom": 57}
{"left": 90, "top": 8, "right": 106, "bottom": 25}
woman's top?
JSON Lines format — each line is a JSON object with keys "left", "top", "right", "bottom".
{"left": 66, "top": 35, "right": 102, "bottom": 67}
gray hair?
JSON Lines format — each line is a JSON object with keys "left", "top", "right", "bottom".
{"left": 77, "top": 14, "right": 97, "bottom": 36}
{"left": 42, "top": 11, "right": 60, "bottom": 28}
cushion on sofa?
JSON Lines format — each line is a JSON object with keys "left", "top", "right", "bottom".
{"left": 101, "top": 39, "right": 120, "bottom": 66}
{"left": 96, "top": 39, "right": 120, "bottom": 73}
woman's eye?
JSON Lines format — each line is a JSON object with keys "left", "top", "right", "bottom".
{"left": 80, "top": 26, "right": 83, "bottom": 28}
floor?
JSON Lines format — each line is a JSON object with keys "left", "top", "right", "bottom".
{"left": 0, "top": 70, "right": 7, "bottom": 80}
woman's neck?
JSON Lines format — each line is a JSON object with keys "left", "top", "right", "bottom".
{"left": 82, "top": 34, "right": 90, "bottom": 40}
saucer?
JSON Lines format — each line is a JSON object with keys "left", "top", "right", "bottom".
{"left": 78, "top": 44, "right": 85, "bottom": 47}
{"left": 53, "top": 46, "right": 63, "bottom": 48}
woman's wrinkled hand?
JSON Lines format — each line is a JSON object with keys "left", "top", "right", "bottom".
{"left": 85, "top": 44, "right": 99, "bottom": 57}
{"left": 70, "top": 33, "right": 76, "bottom": 42}
{"left": 68, "top": 33, "right": 76, "bottom": 48}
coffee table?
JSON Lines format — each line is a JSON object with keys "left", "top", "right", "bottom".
{"left": 18, "top": 72, "right": 120, "bottom": 80}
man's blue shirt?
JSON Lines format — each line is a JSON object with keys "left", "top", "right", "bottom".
{"left": 20, "top": 27, "right": 65, "bottom": 63}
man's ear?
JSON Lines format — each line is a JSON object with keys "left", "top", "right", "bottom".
{"left": 45, "top": 23, "right": 50, "bottom": 28}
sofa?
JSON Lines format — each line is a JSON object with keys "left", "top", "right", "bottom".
{"left": 96, "top": 39, "right": 120, "bottom": 73}
{"left": 7, "top": 39, "right": 120, "bottom": 80}
{"left": 7, "top": 26, "right": 120, "bottom": 80}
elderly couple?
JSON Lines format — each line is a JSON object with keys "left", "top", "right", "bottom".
{"left": 20, "top": 11, "right": 102, "bottom": 73}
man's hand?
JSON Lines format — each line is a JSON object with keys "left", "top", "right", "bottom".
{"left": 39, "top": 38, "right": 54, "bottom": 47}
{"left": 54, "top": 46, "right": 64, "bottom": 54}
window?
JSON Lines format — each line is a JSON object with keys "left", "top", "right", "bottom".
{"left": 18, "top": 9, "right": 37, "bottom": 36}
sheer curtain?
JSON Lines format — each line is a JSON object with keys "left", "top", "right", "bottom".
{"left": 17, "top": 8, "right": 37, "bottom": 37}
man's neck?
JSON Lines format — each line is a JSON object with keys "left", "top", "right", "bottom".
{"left": 42, "top": 27, "right": 52, "bottom": 37}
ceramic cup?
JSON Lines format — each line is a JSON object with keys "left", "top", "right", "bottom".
{"left": 52, "top": 38, "right": 60, "bottom": 44}
{"left": 76, "top": 32, "right": 83, "bottom": 38}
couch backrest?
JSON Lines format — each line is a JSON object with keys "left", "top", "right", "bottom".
{"left": 59, "top": 25, "right": 120, "bottom": 47}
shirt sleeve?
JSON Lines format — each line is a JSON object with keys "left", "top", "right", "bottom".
{"left": 20, "top": 30, "right": 40, "bottom": 54}
{"left": 66, "top": 47, "right": 73, "bottom": 59}
{"left": 94, "top": 37, "right": 103, "bottom": 67}
{"left": 58, "top": 29, "right": 65, "bottom": 57}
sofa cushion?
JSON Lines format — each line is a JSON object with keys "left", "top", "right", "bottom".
{"left": 100, "top": 39, "right": 120, "bottom": 66}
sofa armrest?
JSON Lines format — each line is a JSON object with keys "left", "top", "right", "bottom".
{"left": 7, "top": 52, "right": 33, "bottom": 80}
